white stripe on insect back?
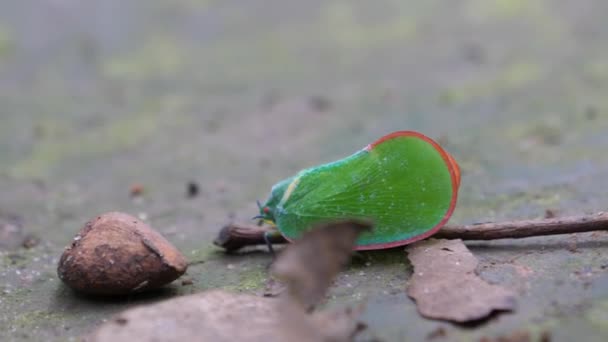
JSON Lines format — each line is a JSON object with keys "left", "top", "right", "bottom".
{"left": 278, "top": 176, "right": 301, "bottom": 207}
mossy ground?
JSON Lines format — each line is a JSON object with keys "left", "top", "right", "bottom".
{"left": 1, "top": 0, "right": 608, "bottom": 341}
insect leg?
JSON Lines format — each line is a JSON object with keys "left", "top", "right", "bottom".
{"left": 263, "top": 230, "right": 276, "bottom": 256}
{"left": 264, "top": 230, "right": 281, "bottom": 257}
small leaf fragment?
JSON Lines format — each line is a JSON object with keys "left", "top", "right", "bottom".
{"left": 406, "top": 239, "right": 516, "bottom": 323}
{"left": 262, "top": 277, "right": 286, "bottom": 298}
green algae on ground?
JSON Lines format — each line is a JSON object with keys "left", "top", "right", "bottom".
{"left": 0, "top": 246, "right": 45, "bottom": 269}
{"left": 187, "top": 245, "right": 223, "bottom": 264}
{"left": 8, "top": 310, "right": 63, "bottom": 330}
{"left": 187, "top": 245, "right": 270, "bottom": 292}
{"left": 0, "top": 27, "right": 12, "bottom": 58}
{"left": 192, "top": 260, "right": 268, "bottom": 293}
{"left": 507, "top": 119, "right": 564, "bottom": 146}
{"left": 321, "top": 1, "right": 418, "bottom": 51}
{"left": 9, "top": 109, "right": 183, "bottom": 179}
{"left": 587, "top": 299, "right": 608, "bottom": 331}
{"left": 352, "top": 249, "right": 409, "bottom": 268}
{"left": 226, "top": 267, "right": 267, "bottom": 292}
{"left": 439, "top": 62, "right": 542, "bottom": 106}
{"left": 102, "top": 37, "right": 186, "bottom": 81}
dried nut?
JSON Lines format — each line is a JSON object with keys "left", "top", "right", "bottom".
{"left": 57, "top": 212, "right": 188, "bottom": 295}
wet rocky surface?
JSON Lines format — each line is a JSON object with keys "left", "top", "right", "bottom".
{"left": 1, "top": 1, "right": 608, "bottom": 341}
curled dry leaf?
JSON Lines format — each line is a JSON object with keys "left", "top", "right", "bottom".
{"left": 270, "top": 219, "right": 373, "bottom": 310}
{"left": 406, "top": 239, "right": 516, "bottom": 323}
{"left": 57, "top": 212, "right": 188, "bottom": 295}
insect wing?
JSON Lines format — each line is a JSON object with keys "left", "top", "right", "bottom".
{"left": 276, "top": 132, "right": 459, "bottom": 250}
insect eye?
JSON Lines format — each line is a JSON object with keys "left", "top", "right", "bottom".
{"left": 263, "top": 207, "right": 270, "bottom": 214}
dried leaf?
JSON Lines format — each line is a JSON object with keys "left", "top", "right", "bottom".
{"left": 87, "top": 289, "right": 365, "bottom": 341}
{"left": 271, "top": 219, "right": 372, "bottom": 310}
{"left": 87, "top": 290, "right": 283, "bottom": 342}
{"left": 88, "top": 220, "right": 372, "bottom": 341}
{"left": 406, "top": 239, "right": 516, "bottom": 323}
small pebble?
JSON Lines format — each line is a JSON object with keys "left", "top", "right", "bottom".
{"left": 186, "top": 181, "right": 199, "bottom": 198}
{"left": 21, "top": 235, "right": 40, "bottom": 249}
{"left": 129, "top": 184, "right": 144, "bottom": 197}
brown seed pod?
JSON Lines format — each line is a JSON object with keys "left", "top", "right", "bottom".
{"left": 57, "top": 212, "right": 188, "bottom": 296}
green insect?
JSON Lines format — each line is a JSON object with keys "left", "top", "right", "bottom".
{"left": 256, "top": 131, "right": 461, "bottom": 250}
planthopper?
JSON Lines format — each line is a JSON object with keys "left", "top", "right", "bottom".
{"left": 255, "top": 131, "right": 461, "bottom": 251}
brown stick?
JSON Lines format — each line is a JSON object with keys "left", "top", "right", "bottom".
{"left": 434, "top": 212, "right": 608, "bottom": 239}
{"left": 213, "top": 223, "right": 287, "bottom": 252}
{"left": 214, "top": 212, "right": 608, "bottom": 252}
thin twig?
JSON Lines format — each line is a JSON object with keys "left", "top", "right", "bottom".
{"left": 214, "top": 223, "right": 286, "bottom": 252}
{"left": 213, "top": 212, "right": 608, "bottom": 252}
{"left": 434, "top": 212, "right": 608, "bottom": 240}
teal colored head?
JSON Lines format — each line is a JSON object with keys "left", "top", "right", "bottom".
{"left": 255, "top": 175, "right": 295, "bottom": 224}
